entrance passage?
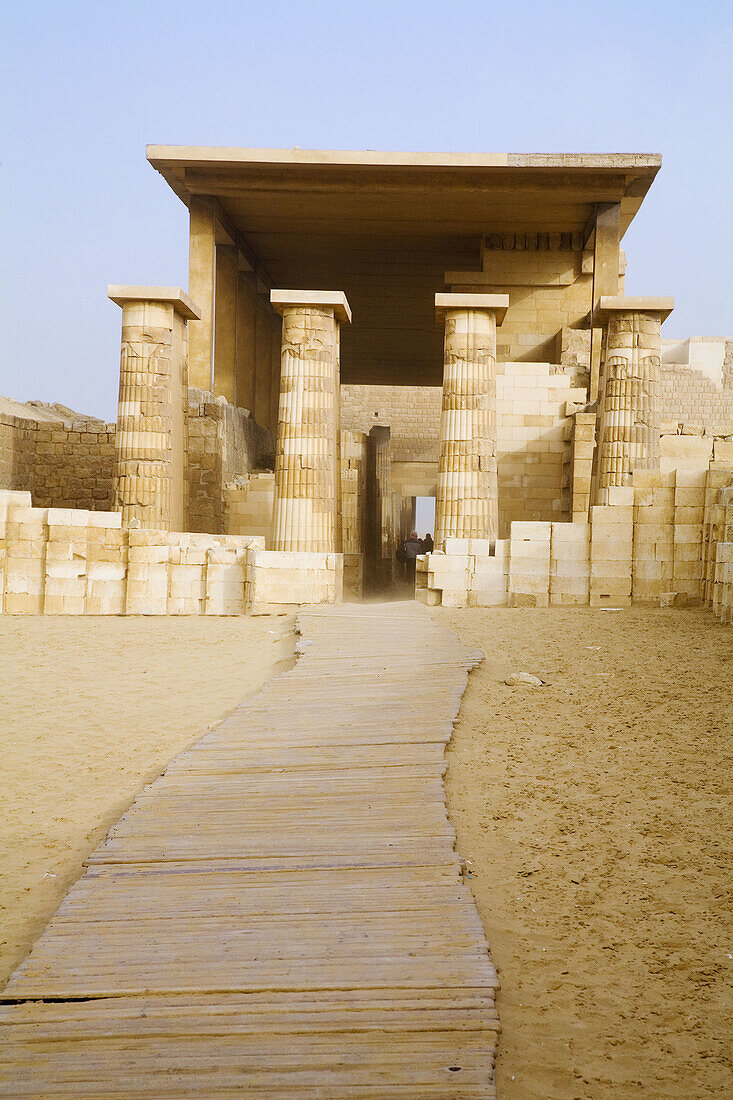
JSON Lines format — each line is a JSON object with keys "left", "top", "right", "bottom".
{"left": 415, "top": 495, "right": 436, "bottom": 540}
{"left": 0, "top": 604, "right": 500, "bottom": 1096}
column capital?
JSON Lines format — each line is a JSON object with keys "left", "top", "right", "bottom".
{"left": 598, "top": 295, "right": 673, "bottom": 322}
{"left": 107, "top": 285, "right": 201, "bottom": 320}
{"left": 435, "top": 292, "right": 509, "bottom": 325}
{"left": 270, "top": 289, "right": 352, "bottom": 323}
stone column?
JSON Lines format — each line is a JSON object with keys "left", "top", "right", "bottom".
{"left": 188, "top": 197, "right": 216, "bottom": 391}
{"left": 213, "top": 244, "right": 237, "bottom": 403}
{"left": 270, "top": 291, "right": 351, "bottom": 552}
{"left": 254, "top": 293, "right": 274, "bottom": 429}
{"left": 434, "top": 293, "right": 508, "bottom": 549}
{"left": 595, "top": 296, "right": 673, "bottom": 493}
{"left": 589, "top": 203, "right": 621, "bottom": 402}
{"left": 108, "top": 286, "right": 200, "bottom": 531}
{"left": 235, "top": 269, "right": 257, "bottom": 414}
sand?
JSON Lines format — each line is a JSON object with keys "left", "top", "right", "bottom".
{"left": 0, "top": 615, "right": 294, "bottom": 987}
{"left": 441, "top": 606, "right": 732, "bottom": 1100}
{"left": 2, "top": 606, "right": 730, "bottom": 1098}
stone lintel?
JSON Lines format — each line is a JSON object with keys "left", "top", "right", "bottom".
{"left": 597, "top": 295, "right": 674, "bottom": 323}
{"left": 107, "top": 285, "right": 201, "bottom": 321}
{"left": 270, "top": 289, "right": 352, "bottom": 324}
{"left": 435, "top": 292, "right": 510, "bottom": 325}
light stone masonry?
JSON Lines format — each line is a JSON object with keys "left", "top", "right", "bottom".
{"left": 595, "top": 298, "right": 673, "bottom": 498}
{"left": 270, "top": 292, "right": 350, "bottom": 554}
{"left": 109, "top": 288, "right": 199, "bottom": 531}
{"left": 434, "top": 295, "right": 508, "bottom": 547}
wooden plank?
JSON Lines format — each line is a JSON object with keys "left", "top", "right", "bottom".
{"left": 0, "top": 605, "right": 496, "bottom": 1096}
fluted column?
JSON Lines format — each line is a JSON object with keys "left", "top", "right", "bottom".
{"left": 108, "top": 286, "right": 200, "bottom": 530}
{"left": 270, "top": 291, "right": 351, "bottom": 553}
{"left": 595, "top": 296, "right": 673, "bottom": 493}
{"left": 434, "top": 293, "right": 508, "bottom": 548}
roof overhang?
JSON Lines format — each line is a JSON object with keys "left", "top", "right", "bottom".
{"left": 147, "top": 146, "right": 661, "bottom": 240}
{"left": 146, "top": 147, "right": 661, "bottom": 384}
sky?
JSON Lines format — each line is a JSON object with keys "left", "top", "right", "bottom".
{"left": 1, "top": 0, "right": 731, "bottom": 421}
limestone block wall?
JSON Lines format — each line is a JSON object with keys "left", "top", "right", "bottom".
{"left": 451, "top": 237, "right": 599, "bottom": 383}
{"left": 340, "top": 430, "right": 368, "bottom": 596}
{"left": 0, "top": 412, "right": 115, "bottom": 510}
{"left": 0, "top": 490, "right": 343, "bottom": 616}
{"left": 224, "top": 472, "right": 275, "bottom": 542}
{"left": 0, "top": 415, "right": 31, "bottom": 491}
{"left": 659, "top": 434, "right": 733, "bottom": 477}
{"left": 246, "top": 550, "right": 342, "bottom": 614}
{"left": 0, "top": 492, "right": 265, "bottom": 615}
{"left": 415, "top": 536, "right": 509, "bottom": 609}
{"left": 659, "top": 364, "right": 733, "bottom": 436}
{"left": 340, "top": 385, "right": 441, "bottom": 462}
{"left": 566, "top": 412, "right": 596, "bottom": 521}
{"left": 711, "top": 487, "right": 733, "bottom": 624}
{"left": 496, "top": 363, "right": 586, "bottom": 536}
{"left": 342, "top": 367, "right": 587, "bottom": 538}
{"left": 418, "top": 460, "right": 733, "bottom": 620}
{"left": 186, "top": 389, "right": 273, "bottom": 534}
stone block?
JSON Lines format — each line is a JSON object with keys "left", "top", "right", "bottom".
{"left": 468, "top": 581, "right": 508, "bottom": 607}
{"left": 605, "top": 486, "right": 636, "bottom": 506}
{"left": 509, "top": 573, "right": 550, "bottom": 596}
{"left": 87, "top": 511, "right": 123, "bottom": 528}
{"left": 444, "top": 537, "right": 492, "bottom": 556}
{"left": 591, "top": 505, "right": 635, "bottom": 525}
{"left": 591, "top": 561, "right": 632, "bottom": 581}
{"left": 632, "top": 470, "right": 663, "bottom": 489}
{"left": 674, "top": 505, "right": 704, "bottom": 525}
{"left": 673, "top": 524, "right": 703, "bottom": 546}
{"left": 713, "top": 439, "right": 733, "bottom": 463}
{"left": 415, "top": 588, "right": 441, "bottom": 606}
{"left": 508, "top": 591, "right": 549, "bottom": 608}
{"left": 510, "top": 521, "right": 552, "bottom": 540}
{"left": 169, "top": 564, "right": 206, "bottom": 600}
{"left": 635, "top": 504, "right": 675, "bottom": 525}
{"left": 3, "top": 592, "right": 44, "bottom": 613}
{"left": 589, "top": 592, "right": 632, "bottom": 607}
{"left": 45, "top": 560, "right": 85, "bottom": 580}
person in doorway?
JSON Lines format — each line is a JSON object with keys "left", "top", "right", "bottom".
{"left": 421, "top": 532, "right": 434, "bottom": 553}
{"left": 401, "top": 531, "right": 423, "bottom": 584}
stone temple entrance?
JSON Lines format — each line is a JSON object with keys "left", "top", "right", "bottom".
{"left": 105, "top": 147, "right": 689, "bottom": 607}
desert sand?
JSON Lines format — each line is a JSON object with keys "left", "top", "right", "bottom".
{"left": 441, "top": 606, "right": 732, "bottom": 1100}
{"left": 0, "top": 615, "right": 294, "bottom": 987}
{"left": 2, "top": 606, "right": 730, "bottom": 1100}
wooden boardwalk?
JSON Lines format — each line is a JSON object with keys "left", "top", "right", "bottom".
{"left": 0, "top": 603, "right": 499, "bottom": 1097}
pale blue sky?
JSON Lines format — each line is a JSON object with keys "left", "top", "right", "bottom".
{"left": 2, "top": 0, "right": 731, "bottom": 420}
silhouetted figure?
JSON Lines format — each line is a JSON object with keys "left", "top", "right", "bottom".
{"left": 422, "top": 533, "right": 434, "bottom": 553}
{"left": 399, "top": 531, "right": 423, "bottom": 583}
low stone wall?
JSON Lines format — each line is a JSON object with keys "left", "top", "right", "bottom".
{"left": 247, "top": 550, "right": 343, "bottom": 614}
{"left": 417, "top": 461, "right": 733, "bottom": 622}
{"left": 0, "top": 413, "right": 115, "bottom": 510}
{"left": 0, "top": 491, "right": 340, "bottom": 616}
{"left": 712, "top": 486, "right": 733, "bottom": 624}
